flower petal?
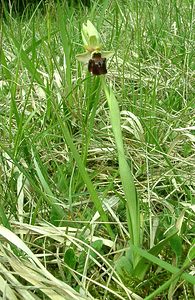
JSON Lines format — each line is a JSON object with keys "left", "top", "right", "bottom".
{"left": 75, "top": 52, "right": 91, "bottom": 63}
{"left": 86, "top": 20, "right": 100, "bottom": 41}
{"left": 101, "top": 51, "right": 114, "bottom": 59}
{"left": 81, "top": 29, "right": 88, "bottom": 46}
{"left": 81, "top": 20, "right": 101, "bottom": 50}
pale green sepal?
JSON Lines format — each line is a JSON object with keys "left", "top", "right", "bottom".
{"left": 81, "top": 20, "right": 101, "bottom": 51}
{"left": 85, "top": 20, "right": 100, "bottom": 41}
{"left": 86, "top": 20, "right": 100, "bottom": 37}
{"left": 88, "top": 35, "right": 100, "bottom": 49}
{"left": 75, "top": 52, "right": 91, "bottom": 63}
{"left": 101, "top": 51, "right": 115, "bottom": 59}
{"left": 81, "top": 30, "right": 88, "bottom": 46}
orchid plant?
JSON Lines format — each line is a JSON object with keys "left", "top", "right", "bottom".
{"left": 76, "top": 20, "right": 141, "bottom": 271}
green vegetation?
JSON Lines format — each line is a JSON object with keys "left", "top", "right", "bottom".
{"left": 0, "top": 0, "right": 194, "bottom": 299}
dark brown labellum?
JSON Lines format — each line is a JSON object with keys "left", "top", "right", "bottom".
{"left": 88, "top": 52, "right": 107, "bottom": 75}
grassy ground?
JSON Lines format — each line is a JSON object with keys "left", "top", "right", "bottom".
{"left": 0, "top": 0, "right": 195, "bottom": 299}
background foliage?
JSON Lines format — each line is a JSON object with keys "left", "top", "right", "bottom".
{"left": 0, "top": 0, "right": 194, "bottom": 299}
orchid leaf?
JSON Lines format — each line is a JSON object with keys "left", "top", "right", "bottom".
{"left": 133, "top": 228, "right": 178, "bottom": 279}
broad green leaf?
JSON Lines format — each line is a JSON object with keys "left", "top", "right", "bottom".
{"left": 132, "top": 244, "right": 195, "bottom": 285}
{"left": 169, "top": 234, "right": 183, "bottom": 262}
{"left": 115, "top": 256, "right": 133, "bottom": 278}
{"left": 64, "top": 248, "right": 77, "bottom": 269}
{"left": 133, "top": 228, "right": 178, "bottom": 279}
{"left": 90, "top": 240, "right": 103, "bottom": 258}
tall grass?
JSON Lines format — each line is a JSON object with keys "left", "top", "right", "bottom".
{"left": 0, "top": 0, "right": 194, "bottom": 299}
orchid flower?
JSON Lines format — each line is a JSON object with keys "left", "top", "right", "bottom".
{"left": 76, "top": 20, "right": 114, "bottom": 75}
